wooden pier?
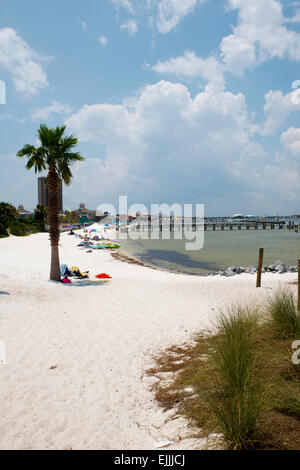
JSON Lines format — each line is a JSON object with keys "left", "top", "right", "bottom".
{"left": 127, "top": 219, "right": 300, "bottom": 232}
{"left": 202, "top": 221, "right": 297, "bottom": 231}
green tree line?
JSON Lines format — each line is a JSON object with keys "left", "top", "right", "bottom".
{"left": 0, "top": 202, "right": 48, "bottom": 238}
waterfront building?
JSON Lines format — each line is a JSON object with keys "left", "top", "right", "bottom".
{"left": 38, "top": 177, "right": 63, "bottom": 211}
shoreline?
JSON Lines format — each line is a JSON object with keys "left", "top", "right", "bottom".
{"left": 110, "top": 250, "right": 157, "bottom": 271}
{"left": 115, "top": 242, "right": 298, "bottom": 279}
{"left": 114, "top": 227, "right": 300, "bottom": 278}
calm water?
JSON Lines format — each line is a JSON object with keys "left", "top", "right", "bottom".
{"left": 117, "top": 229, "right": 300, "bottom": 275}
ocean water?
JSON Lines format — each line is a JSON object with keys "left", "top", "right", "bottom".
{"left": 117, "top": 228, "right": 300, "bottom": 275}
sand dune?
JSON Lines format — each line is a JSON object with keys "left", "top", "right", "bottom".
{"left": 0, "top": 232, "right": 296, "bottom": 450}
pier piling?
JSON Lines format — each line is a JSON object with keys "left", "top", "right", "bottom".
{"left": 256, "top": 247, "right": 264, "bottom": 288}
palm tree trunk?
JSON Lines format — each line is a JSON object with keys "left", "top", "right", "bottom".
{"left": 50, "top": 244, "right": 60, "bottom": 281}
{"left": 48, "top": 165, "right": 61, "bottom": 281}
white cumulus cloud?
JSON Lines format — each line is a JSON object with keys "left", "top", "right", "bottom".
{"left": 221, "top": 0, "right": 300, "bottom": 75}
{"left": 30, "top": 101, "right": 73, "bottom": 121}
{"left": 65, "top": 80, "right": 266, "bottom": 211}
{"left": 152, "top": 50, "right": 225, "bottom": 90}
{"left": 156, "top": 0, "right": 205, "bottom": 33}
{"left": 281, "top": 127, "right": 300, "bottom": 155}
{"left": 259, "top": 88, "right": 300, "bottom": 136}
{"left": 0, "top": 27, "right": 49, "bottom": 96}
{"left": 110, "top": 0, "right": 208, "bottom": 34}
{"left": 64, "top": 78, "right": 300, "bottom": 211}
{"left": 120, "top": 19, "right": 138, "bottom": 36}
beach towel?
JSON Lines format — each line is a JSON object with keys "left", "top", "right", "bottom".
{"left": 60, "top": 264, "right": 68, "bottom": 277}
{"left": 95, "top": 273, "right": 112, "bottom": 279}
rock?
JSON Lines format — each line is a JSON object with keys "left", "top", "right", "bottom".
{"left": 230, "top": 266, "right": 240, "bottom": 272}
{"left": 214, "top": 262, "right": 295, "bottom": 276}
{"left": 266, "top": 265, "right": 276, "bottom": 272}
{"left": 225, "top": 271, "right": 235, "bottom": 277}
{"left": 275, "top": 264, "right": 286, "bottom": 272}
{"left": 249, "top": 266, "right": 257, "bottom": 274}
{"left": 234, "top": 267, "right": 245, "bottom": 274}
{"left": 225, "top": 266, "right": 245, "bottom": 275}
{"left": 264, "top": 261, "right": 285, "bottom": 272}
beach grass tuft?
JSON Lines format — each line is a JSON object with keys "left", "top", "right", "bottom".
{"left": 275, "top": 387, "right": 300, "bottom": 419}
{"left": 204, "top": 305, "right": 266, "bottom": 449}
{"left": 265, "top": 287, "right": 300, "bottom": 339}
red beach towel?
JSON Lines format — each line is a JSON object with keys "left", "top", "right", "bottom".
{"left": 95, "top": 273, "right": 112, "bottom": 279}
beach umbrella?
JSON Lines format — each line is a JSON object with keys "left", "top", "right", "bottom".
{"left": 87, "top": 223, "right": 104, "bottom": 230}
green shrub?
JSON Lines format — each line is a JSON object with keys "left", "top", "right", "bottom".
{"left": 33, "top": 220, "right": 46, "bottom": 232}
{"left": 0, "top": 223, "right": 8, "bottom": 238}
{"left": 34, "top": 204, "right": 48, "bottom": 228}
{"left": 265, "top": 288, "right": 300, "bottom": 339}
{"left": 0, "top": 202, "right": 18, "bottom": 228}
{"left": 9, "top": 221, "right": 39, "bottom": 237}
{"left": 9, "top": 221, "right": 29, "bottom": 236}
{"left": 206, "top": 305, "right": 266, "bottom": 449}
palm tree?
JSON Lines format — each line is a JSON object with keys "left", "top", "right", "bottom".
{"left": 17, "top": 124, "right": 84, "bottom": 281}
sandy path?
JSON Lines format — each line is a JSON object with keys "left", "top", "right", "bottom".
{"left": 0, "top": 233, "right": 296, "bottom": 450}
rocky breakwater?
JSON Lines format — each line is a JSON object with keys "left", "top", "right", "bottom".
{"left": 212, "top": 261, "right": 298, "bottom": 277}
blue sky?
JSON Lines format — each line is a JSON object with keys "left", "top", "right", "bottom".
{"left": 1, "top": 0, "right": 300, "bottom": 216}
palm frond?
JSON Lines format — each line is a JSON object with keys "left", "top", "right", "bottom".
{"left": 17, "top": 144, "right": 36, "bottom": 158}
{"left": 25, "top": 149, "right": 47, "bottom": 173}
{"left": 18, "top": 124, "right": 84, "bottom": 182}
{"left": 65, "top": 151, "right": 84, "bottom": 163}
{"left": 60, "top": 135, "right": 78, "bottom": 151}
{"left": 56, "top": 160, "right": 73, "bottom": 185}
{"left": 55, "top": 125, "right": 67, "bottom": 140}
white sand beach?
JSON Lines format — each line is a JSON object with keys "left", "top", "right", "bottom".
{"left": 0, "top": 232, "right": 297, "bottom": 450}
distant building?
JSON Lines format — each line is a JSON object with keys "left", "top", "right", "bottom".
{"left": 18, "top": 205, "right": 33, "bottom": 218}
{"left": 74, "top": 203, "right": 96, "bottom": 217}
{"left": 78, "top": 203, "right": 95, "bottom": 214}
{"left": 38, "top": 177, "right": 63, "bottom": 211}
{"left": 72, "top": 203, "right": 96, "bottom": 224}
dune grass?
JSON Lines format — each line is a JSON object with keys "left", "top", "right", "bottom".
{"left": 275, "top": 387, "right": 300, "bottom": 419}
{"left": 265, "top": 287, "right": 300, "bottom": 339}
{"left": 204, "top": 306, "right": 267, "bottom": 449}
{"left": 147, "top": 290, "right": 300, "bottom": 450}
